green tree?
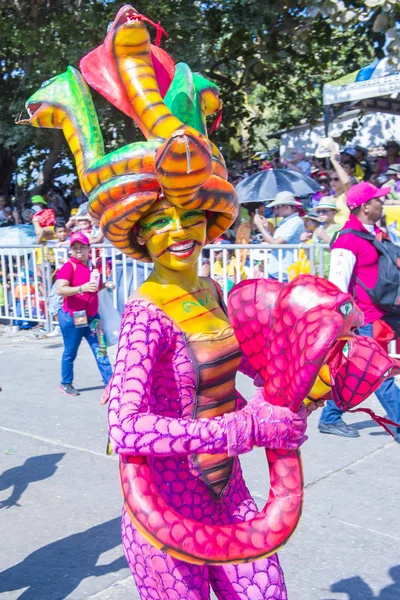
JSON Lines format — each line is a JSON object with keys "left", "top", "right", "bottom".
{"left": 0, "top": 0, "right": 398, "bottom": 196}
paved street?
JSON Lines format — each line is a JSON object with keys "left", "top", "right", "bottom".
{"left": 0, "top": 325, "right": 399, "bottom": 600}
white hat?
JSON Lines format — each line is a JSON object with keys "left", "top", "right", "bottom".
{"left": 314, "top": 137, "right": 340, "bottom": 159}
{"left": 266, "top": 191, "right": 303, "bottom": 208}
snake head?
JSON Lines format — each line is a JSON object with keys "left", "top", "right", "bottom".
{"left": 329, "top": 335, "right": 400, "bottom": 410}
{"left": 228, "top": 275, "right": 364, "bottom": 411}
{"left": 155, "top": 126, "right": 213, "bottom": 203}
{"left": 21, "top": 67, "right": 88, "bottom": 129}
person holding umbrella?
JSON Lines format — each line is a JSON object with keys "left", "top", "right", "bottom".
{"left": 253, "top": 191, "right": 305, "bottom": 281}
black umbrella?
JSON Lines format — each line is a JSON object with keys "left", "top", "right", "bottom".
{"left": 235, "top": 168, "right": 320, "bottom": 204}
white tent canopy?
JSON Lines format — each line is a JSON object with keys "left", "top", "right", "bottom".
{"left": 323, "top": 58, "right": 400, "bottom": 133}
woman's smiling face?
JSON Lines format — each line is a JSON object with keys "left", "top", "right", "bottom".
{"left": 137, "top": 200, "right": 207, "bottom": 271}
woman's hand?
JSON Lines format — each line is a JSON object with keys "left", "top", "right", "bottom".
{"left": 225, "top": 392, "right": 308, "bottom": 455}
{"left": 253, "top": 213, "right": 265, "bottom": 231}
{"left": 104, "top": 281, "right": 116, "bottom": 291}
{"left": 81, "top": 281, "right": 98, "bottom": 293}
{"left": 314, "top": 228, "right": 330, "bottom": 243}
{"left": 300, "top": 231, "right": 312, "bottom": 242}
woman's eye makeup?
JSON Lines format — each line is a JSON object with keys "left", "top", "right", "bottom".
{"left": 182, "top": 210, "right": 204, "bottom": 220}
{"left": 141, "top": 217, "right": 172, "bottom": 233}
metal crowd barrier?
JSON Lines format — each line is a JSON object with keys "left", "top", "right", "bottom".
{"left": 0, "top": 242, "right": 330, "bottom": 329}
{"left": 1, "top": 241, "right": 398, "bottom": 357}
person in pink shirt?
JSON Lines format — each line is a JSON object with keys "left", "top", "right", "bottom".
{"left": 318, "top": 182, "right": 400, "bottom": 442}
{"left": 56, "top": 231, "right": 113, "bottom": 396}
{"left": 375, "top": 140, "right": 400, "bottom": 175}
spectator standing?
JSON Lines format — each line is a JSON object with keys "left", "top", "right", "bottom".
{"left": 285, "top": 148, "right": 312, "bottom": 177}
{"left": 340, "top": 154, "right": 360, "bottom": 185}
{"left": 254, "top": 191, "right": 305, "bottom": 281}
{"left": 382, "top": 164, "right": 400, "bottom": 203}
{"left": 341, "top": 147, "right": 364, "bottom": 181}
{"left": 311, "top": 175, "right": 330, "bottom": 207}
{"left": 312, "top": 198, "right": 341, "bottom": 277}
{"left": 300, "top": 211, "right": 320, "bottom": 241}
{"left": 55, "top": 232, "right": 113, "bottom": 396}
{"left": 375, "top": 140, "right": 400, "bottom": 175}
{"left": 0, "top": 195, "right": 13, "bottom": 226}
{"left": 355, "top": 145, "right": 372, "bottom": 181}
{"left": 30, "top": 194, "right": 48, "bottom": 213}
{"left": 311, "top": 156, "right": 327, "bottom": 180}
{"left": 319, "top": 182, "right": 400, "bottom": 442}
{"left": 328, "top": 142, "right": 353, "bottom": 225}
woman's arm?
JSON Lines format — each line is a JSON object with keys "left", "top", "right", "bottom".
{"left": 56, "top": 279, "right": 97, "bottom": 296}
{"left": 329, "top": 144, "right": 352, "bottom": 193}
{"left": 108, "top": 303, "right": 307, "bottom": 457}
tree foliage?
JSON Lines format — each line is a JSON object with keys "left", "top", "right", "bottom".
{"left": 0, "top": 0, "right": 398, "bottom": 194}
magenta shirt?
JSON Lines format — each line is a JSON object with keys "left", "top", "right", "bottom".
{"left": 377, "top": 156, "right": 400, "bottom": 174}
{"left": 56, "top": 257, "right": 99, "bottom": 317}
{"left": 331, "top": 214, "right": 386, "bottom": 324}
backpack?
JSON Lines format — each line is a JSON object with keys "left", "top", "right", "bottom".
{"left": 332, "top": 228, "right": 400, "bottom": 313}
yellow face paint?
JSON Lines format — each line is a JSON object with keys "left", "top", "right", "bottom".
{"left": 138, "top": 200, "right": 207, "bottom": 272}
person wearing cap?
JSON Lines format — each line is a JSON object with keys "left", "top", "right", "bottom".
{"left": 341, "top": 147, "right": 364, "bottom": 181}
{"left": 319, "top": 181, "right": 400, "bottom": 441}
{"left": 301, "top": 210, "right": 320, "bottom": 236}
{"left": 382, "top": 164, "right": 400, "bottom": 203}
{"left": 254, "top": 191, "right": 305, "bottom": 281}
{"left": 313, "top": 198, "right": 340, "bottom": 245}
{"left": 30, "top": 194, "right": 47, "bottom": 214}
{"left": 55, "top": 231, "right": 113, "bottom": 396}
{"left": 354, "top": 146, "right": 372, "bottom": 181}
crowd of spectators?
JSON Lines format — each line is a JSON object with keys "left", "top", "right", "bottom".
{"left": 1, "top": 138, "right": 400, "bottom": 332}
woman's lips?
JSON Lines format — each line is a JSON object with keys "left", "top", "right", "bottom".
{"left": 167, "top": 240, "right": 197, "bottom": 257}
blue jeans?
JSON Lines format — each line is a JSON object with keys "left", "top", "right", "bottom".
{"left": 319, "top": 319, "right": 400, "bottom": 431}
{"left": 58, "top": 309, "right": 113, "bottom": 386}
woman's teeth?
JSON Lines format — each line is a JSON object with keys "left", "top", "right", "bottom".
{"left": 168, "top": 241, "right": 195, "bottom": 253}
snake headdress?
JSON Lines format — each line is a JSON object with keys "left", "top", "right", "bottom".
{"left": 19, "top": 4, "right": 238, "bottom": 261}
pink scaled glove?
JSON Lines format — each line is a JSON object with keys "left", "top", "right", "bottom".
{"left": 224, "top": 388, "right": 308, "bottom": 456}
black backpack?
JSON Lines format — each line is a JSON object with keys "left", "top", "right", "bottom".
{"left": 332, "top": 228, "right": 400, "bottom": 314}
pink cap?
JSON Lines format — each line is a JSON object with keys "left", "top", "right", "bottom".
{"left": 346, "top": 182, "right": 391, "bottom": 209}
{"left": 70, "top": 231, "right": 90, "bottom": 246}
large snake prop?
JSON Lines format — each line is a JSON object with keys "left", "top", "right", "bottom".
{"left": 119, "top": 275, "right": 400, "bottom": 565}
{"left": 19, "top": 5, "right": 237, "bottom": 261}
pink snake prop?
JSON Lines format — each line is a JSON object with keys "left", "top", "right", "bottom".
{"left": 112, "top": 275, "right": 400, "bottom": 574}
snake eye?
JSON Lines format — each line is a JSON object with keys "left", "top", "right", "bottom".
{"left": 339, "top": 302, "right": 353, "bottom": 316}
{"left": 384, "top": 368, "right": 392, "bottom": 377}
{"left": 342, "top": 342, "right": 349, "bottom": 358}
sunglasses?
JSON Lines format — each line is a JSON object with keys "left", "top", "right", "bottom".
{"left": 316, "top": 209, "right": 330, "bottom": 215}
{"left": 329, "top": 177, "right": 339, "bottom": 182}
{"left": 341, "top": 162, "right": 352, "bottom": 166}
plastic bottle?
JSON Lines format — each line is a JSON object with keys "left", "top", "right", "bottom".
{"left": 90, "top": 268, "right": 100, "bottom": 290}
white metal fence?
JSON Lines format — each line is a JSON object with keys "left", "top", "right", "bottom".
{"left": 0, "top": 243, "right": 332, "bottom": 329}
{"left": 3, "top": 242, "right": 397, "bottom": 356}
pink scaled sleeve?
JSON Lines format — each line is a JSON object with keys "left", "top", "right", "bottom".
{"left": 108, "top": 301, "right": 232, "bottom": 457}
{"left": 108, "top": 301, "right": 306, "bottom": 457}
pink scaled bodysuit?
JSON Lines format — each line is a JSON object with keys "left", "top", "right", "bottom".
{"left": 107, "top": 298, "right": 299, "bottom": 600}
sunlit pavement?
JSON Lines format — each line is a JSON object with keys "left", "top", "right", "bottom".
{"left": 0, "top": 325, "right": 399, "bottom": 600}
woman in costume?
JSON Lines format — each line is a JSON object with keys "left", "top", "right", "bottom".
{"left": 103, "top": 189, "right": 311, "bottom": 599}
{"left": 21, "top": 7, "right": 373, "bottom": 599}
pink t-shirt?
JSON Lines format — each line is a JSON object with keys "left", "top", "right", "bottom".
{"left": 331, "top": 214, "right": 386, "bottom": 324}
{"left": 377, "top": 156, "right": 400, "bottom": 174}
{"left": 56, "top": 257, "right": 99, "bottom": 317}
